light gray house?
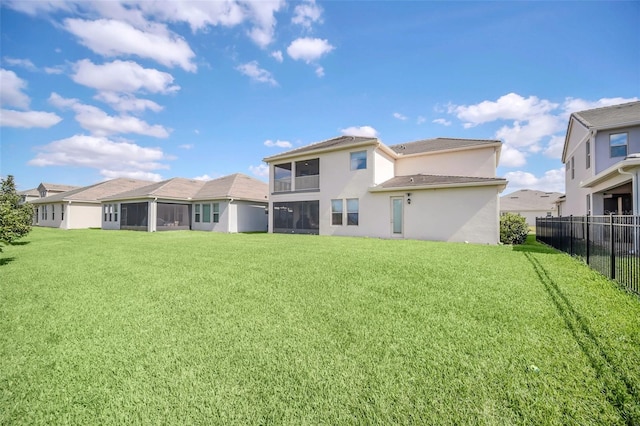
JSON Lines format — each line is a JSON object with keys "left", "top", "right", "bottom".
{"left": 562, "top": 101, "right": 640, "bottom": 215}
{"left": 100, "top": 173, "right": 268, "bottom": 233}
{"left": 500, "top": 189, "right": 563, "bottom": 225}
{"left": 30, "top": 178, "right": 151, "bottom": 229}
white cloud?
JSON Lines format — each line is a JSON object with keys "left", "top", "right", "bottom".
{"left": 236, "top": 61, "right": 277, "bottom": 86}
{"left": 49, "top": 92, "right": 170, "bottom": 137}
{"left": 544, "top": 135, "right": 565, "bottom": 159}
{"left": 0, "top": 109, "right": 62, "bottom": 128}
{"left": 432, "top": 118, "right": 451, "bottom": 126}
{"left": 72, "top": 59, "right": 180, "bottom": 94}
{"left": 292, "top": 0, "right": 323, "bottom": 29}
{"left": 287, "top": 37, "right": 334, "bottom": 63}
{"left": 504, "top": 168, "right": 565, "bottom": 193}
{"left": 244, "top": 0, "right": 285, "bottom": 48}
{"left": 101, "top": 169, "right": 163, "bottom": 182}
{"left": 417, "top": 116, "right": 426, "bottom": 125}
{"left": 63, "top": 18, "right": 197, "bottom": 71}
{"left": 271, "top": 50, "right": 283, "bottom": 62}
{"left": 44, "top": 66, "right": 65, "bottom": 75}
{"left": 393, "top": 112, "right": 408, "bottom": 121}
{"left": 340, "top": 125, "right": 378, "bottom": 138}
{"left": 28, "top": 134, "right": 170, "bottom": 179}
{"left": 315, "top": 66, "right": 325, "bottom": 77}
{"left": 495, "top": 114, "right": 564, "bottom": 149}
{"left": 453, "top": 93, "right": 558, "bottom": 127}
{"left": 179, "top": 144, "right": 194, "bottom": 150}
{"left": 249, "top": 164, "right": 269, "bottom": 178}
{"left": 3, "top": 57, "right": 37, "bottom": 71}
{"left": 0, "top": 69, "right": 30, "bottom": 109}
{"left": 94, "top": 92, "right": 163, "bottom": 114}
{"left": 193, "top": 174, "right": 214, "bottom": 181}
{"left": 499, "top": 144, "right": 527, "bottom": 168}
{"left": 562, "top": 96, "right": 638, "bottom": 118}
{"left": 264, "top": 139, "right": 292, "bottom": 148}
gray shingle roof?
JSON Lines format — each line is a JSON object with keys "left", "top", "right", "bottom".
{"left": 500, "top": 189, "right": 563, "bottom": 211}
{"left": 37, "top": 183, "right": 81, "bottom": 193}
{"left": 389, "top": 138, "right": 501, "bottom": 155}
{"left": 18, "top": 188, "right": 39, "bottom": 196}
{"left": 31, "top": 178, "right": 152, "bottom": 204}
{"left": 572, "top": 101, "right": 640, "bottom": 128}
{"left": 194, "top": 173, "right": 268, "bottom": 202}
{"left": 101, "top": 174, "right": 268, "bottom": 203}
{"left": 263, "top": 135, "right": 377, "bottom": 162}
{"left": 374, "top": 174, "right": 507, "bottom": 190}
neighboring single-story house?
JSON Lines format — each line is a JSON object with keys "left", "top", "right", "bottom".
{"left": 30, "top": 178, "right": 152, "bottom": 229}
{"left": 100, "top": 173, "right": 268, "bottom": 233}
{"left": 500, "top": 189, "right": 564, "bottom": 225}
{"left": 263, "top": 135, "right": 508, "bottom": 244}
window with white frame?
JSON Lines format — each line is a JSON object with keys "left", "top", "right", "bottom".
{"left": 586, "top": 140, "right": 591, "bottom": 169}
{"left": 195, "top": 204, "right": 201, "bottom": 222}
{"left": 571, "top": 156, "right": 575, "bottom": 180}
{"left": 610, "top": 133, "right": 628, "bottom": 158}
{"left": 331, "top": 199, "right": 343, "bottom": 225}
{"left": 203, "top": 203, "right": 211, "bottom": 223}
{"left": 212, "top": 203, "right": 220, "bottom": 223}
{"left": 61, "top": 205, "right": 64, "bottom": 221}
{"left": 51, "top": 205, "right": 55, "bottom": 220}
{"left": 350, "top": 151, "right": 367, "bottom": 170}
{"left": 43, "top": 205, "right": 48, "bottom": 220}
{"left": 347, "top": 199, "right": 359, "bottom": 225}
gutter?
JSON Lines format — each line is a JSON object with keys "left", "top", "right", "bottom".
{"left": 368, "top": 179, "right": 508, "bottom": 193}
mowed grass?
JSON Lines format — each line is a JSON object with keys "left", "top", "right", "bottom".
{"left": 1, "top": 228, "right": 639, "bottom": 425}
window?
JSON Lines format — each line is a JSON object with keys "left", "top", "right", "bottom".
{"left": 274, "top": 163, "right": 292, "bottom": 192}
{"left": 61, "top": 205, "right": 64, "bottom": 221}
{"left": 571, "top": 156, "right": 575, "bottom": 180}
{"left": 586, "top": 195, "right": 591, "bottom": 215}
{"left": 43, "top": 205, "right": 48, "bottom": 220}
{"left": 331, "top": 199, "right": 343, "bottom": 225}
{"left": 104, "top": 204, "right": 108, "bottom": 222}
{"left": 610, "top": 133, "right": 628, "bottom": 158}
{"left": 350, "top": 151, "right": 367, "bottom": 170}
{"left": 195, "top": 204, "right": 201, "bottom": 222}
{"left": 113, "top": 204, "right": 117, "bottom": 222}
{"left": 202, "top": 203, "right": 211, "bottom": 223}
{"left": 108, "top": 204, "right": 112, "bottom": 222}
{"left": 295, "top": 158, "right": 320, "bottom": 190}
{"left": 52, "top": 205, "right": 55, "bottom": 220}
{"left": 586, "top": 140, "right": 591, "bottom": 169}
{"left": 212, "top": 203, "right": 220, "bottom": 223}
{"left": 347, "top": 198, "right": 359, "bottom": 225}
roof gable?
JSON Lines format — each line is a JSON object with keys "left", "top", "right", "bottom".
{"left": 194, "top": 173, "right": 268, "bottom": 202}
{"left": 572, "top": 101, "right": 640, "bottom": 129}
{"left": 263, "top": 135, "right": 378, "bottom": 162}
{"left": 31, "top": 178, "right": 152, "bottom": 204}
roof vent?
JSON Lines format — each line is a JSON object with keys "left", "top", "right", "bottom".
{"left": 410, "top": 177, "right": 414, "bottom": 183}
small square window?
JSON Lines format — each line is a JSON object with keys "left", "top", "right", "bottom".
{"left": 350, "top": 151, "right": 367, "bottom": 170}
{"left": 610, "top": 133, "right": 628, "bottom": 158}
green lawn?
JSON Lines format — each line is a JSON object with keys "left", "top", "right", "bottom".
{"left": 1, "top": 228, "right": 639, "bottom": 425}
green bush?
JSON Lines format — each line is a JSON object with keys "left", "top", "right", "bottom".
{"left": 500, "top": 213, "right": 528, "bottom": 245}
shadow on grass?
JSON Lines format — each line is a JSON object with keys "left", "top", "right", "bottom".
{"left": 0, "top": 257, "right": 16, "bottom": 266}
{"left": 524, "top": 251, "right": 639, "bottom": 423}
{"left": 9, "top": 241, "right": 30, "bottom": 246}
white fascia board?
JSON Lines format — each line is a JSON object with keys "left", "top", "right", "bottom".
{"left": 580, "top": 158, "right": 640, "bottom": 188}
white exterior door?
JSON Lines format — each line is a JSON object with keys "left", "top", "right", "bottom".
{"left": 391, "top": 196, "right": 403, "bottom": 237}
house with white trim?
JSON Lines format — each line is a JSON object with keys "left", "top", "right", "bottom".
{"left": 562, "top": 101, "right": 640, "bottom": 215}
{"left": 100, "top": 173, "right": 268, "bottom": 232}
{"left": 500, "top": 189, "right": 563, "bottom": 225}
{"left": 30, "top": 178, "right": 151, "bottom": 229}
{"left": 263, "top": 136, "right": 507, "bottom": 244}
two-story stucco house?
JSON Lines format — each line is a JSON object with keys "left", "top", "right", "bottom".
{"left": 562, "top": 101, "right": 640, "bottom": 215}
{"left": 263, "top": 136, "right": 507, "bottom": 244}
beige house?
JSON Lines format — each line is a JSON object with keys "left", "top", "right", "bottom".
{"left": 500, "top": 189, "right": 563, "bottom": 225}
{"left": 100, "top": 173, "right": 268, "bottom": 232}
{"left": 30, "top": 178, "right": 152, "bottom": 229}
{"left": 562, "top": 101, "right": 640, "bottom": 215}
{"left": 263, "top": 136, "right": 507, "bottom": 244}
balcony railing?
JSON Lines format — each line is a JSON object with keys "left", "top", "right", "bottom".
{"left": 295, "top": 174, "right": 319, "bottom": 191}
{"left": 274, "top": 179, "right": 291, "bottom": 192}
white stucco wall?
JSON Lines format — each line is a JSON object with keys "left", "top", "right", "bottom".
{"left": 563, "top": 122, "right": 591, "bottom": 216}
{"left": 236, "top": 201, "right": 268, "bottom": 232}
{"left": 373, "top": 149, "right": 395, "bottom": 184}
{"left": 395, "top": 147, "right": 497, "bottom": 178}
{"left": 36, "top": 202, "right": 101, "bottom": 229}
{"left": 192, "top": 201, "right": 230, "bottom": 232}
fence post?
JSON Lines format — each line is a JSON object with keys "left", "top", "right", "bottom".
{"left": 610, "top": 213, "right": 615, "bottom": 280}
{"left": 585, "top": 215, "right": 590, "bottom": 265}
{"left": 570, "top": 215, "right": 573, "bottom": 255}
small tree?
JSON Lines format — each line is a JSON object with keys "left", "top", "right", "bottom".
{"left": 500, "top": 212, "right": 529, "bottom": 245}
{"left": 0, "top": 175, "right": 34, "bottom": 251}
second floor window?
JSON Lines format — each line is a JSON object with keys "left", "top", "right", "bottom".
{"left": 610, "top": 133, "right": 628, "bottom": 158}
{"left": 586, "top": 140, "right": 590, "bottom": 169}
{"left": 571, "top": 156, "right": 575, "bottom": 180}
{"left": 274, "top": 163, "right": 292, "bottom": 192}
{"left": 350, "top": 151, "right": 367, "bottom": 170}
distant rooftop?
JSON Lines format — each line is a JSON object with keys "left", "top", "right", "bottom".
{"left": 31, "top": 178, "right": 152, "bottom": 204}
{"left": 500, "top": 189, "right": 564, "bottom": 211}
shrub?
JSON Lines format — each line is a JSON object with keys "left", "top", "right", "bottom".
{"left": 500, "top": 213, "right": 528, "bottom": 245}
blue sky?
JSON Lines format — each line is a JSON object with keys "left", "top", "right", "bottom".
{"left": 1, "top": 1, "right": 638, "bottom": 194}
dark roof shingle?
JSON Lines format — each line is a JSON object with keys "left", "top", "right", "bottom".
{"left": 31, "top": 178, "right": 151, "bottom": 204}
{"left": 572, "top": 101, "right": 640, "bottom": 128}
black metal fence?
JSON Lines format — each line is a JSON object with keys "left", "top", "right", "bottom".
{"left": 536, "top": 215, "right": 640, "bottom": 296}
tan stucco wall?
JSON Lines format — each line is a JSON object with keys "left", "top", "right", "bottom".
{"left": 395, "top": 147, "right": 497, "bottom": 178}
